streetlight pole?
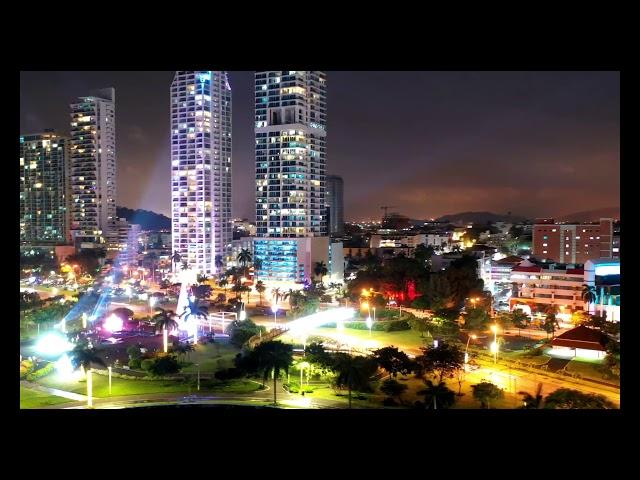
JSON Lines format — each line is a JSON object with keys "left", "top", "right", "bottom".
{"left": 108, "top": 365, "right": 112, "bottom": 395}
{"left": 464, "top": 334, "right": 477, "bottom": 367}
{"left": 490, "top": 324, "right": 498, "bottom": 364}
{"left": 197, "top": 363, "right": 200, "bottom": 391}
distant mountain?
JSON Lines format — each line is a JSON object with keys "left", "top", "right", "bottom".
{"left": 116, "top": 206, "right": 171, "bottom": 231}
{"left": 556, "top": 207, "right": 620, "bottom": 223}
{"left": 435, "top": 211, "right": 528, "bottom": 225}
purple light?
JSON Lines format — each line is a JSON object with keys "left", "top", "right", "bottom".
{"left": 103, "top": 314, "right": 124, "bottom": 333}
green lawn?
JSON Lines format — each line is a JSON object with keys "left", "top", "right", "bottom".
{"left": 180, "top": 342, "right": 241, "bottom": 374}
{"left": 35, "top": 370, "right": 261, "bottom": 398}
{"left": 565, "top": 359, "right": 619, "bottom": 385}
{"left": 281, "top": 326, "right": 428, "bottom": 352}
{"left": 20, "top": 386, "right": 74, "bottom": 409}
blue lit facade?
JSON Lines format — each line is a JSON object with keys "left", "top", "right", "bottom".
{"left": 253, "top": 239, "right": 301, "bottom": 282}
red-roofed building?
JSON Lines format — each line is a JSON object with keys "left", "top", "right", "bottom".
{"left": 551, "top": 325, "right": 609, "bottom": 359}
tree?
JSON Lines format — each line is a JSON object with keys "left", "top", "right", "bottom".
{"left": 231, "top": 282, "right": 244, "bottom": 300}
{"left": 408, "top": 317, "right": 430, "bottom": 338}
{"left": 20, "top": 291, "right": 42, "bottom": 310}
{"left": 181, "top": 260, "right": 189, "bottom": 271}
{"left": 581, "top": 284, "right": 597, "bottom": 311}
{"left": 69, "top": 343, "right": 106, "bottom": 407}
{"left": 251, "top": 340, "right": 294, "bottom": 405}
{"left": 472, "top": 382, "right": 503, "bottom": 408}
{"left": 152, "top": 308, "right": 178, "bottom": 353}
{"left": 272, "top": 287, "right": 283, "bottom": 304}
{"left": 255, "top": 280, "right": 266, "bottom": 306}
{"left": 304, "top": 342, "right": 334, "bottom": 369}
{"left": 218, "top": 277, "right": 229, "bottom": 294}
{"left": 237, "top": 248, "right": 252, "bottom": 268}
{"left": 252, "top": 258, "right": 262, "bottom": 279}
{"left": 415, "top": 342, "right": 464, "bottom": 383}
{"left": 371, "top": 346, "right": 413, "bottom": 378}
{"left": 229, "top": 319, "right": 266, "bottom": 348}
{"left": 417, "top": 380, "right": 456, "bottom": 409}
{"left": 543, "top": 388, "right": 615, "bottom": 409}
{"left": 215, "top": 255, "right": 224, "bottom": 273}
{"left": 148, "top": 355, "right": 181, "bottom": 376}
{"left": 171, "top": 252, "right": 181, "bottom": 271}
{"left": 380, "top": 378, "right": 409, "bottom": 404}
{"left": 510, "top": 309, "right": 529, "bottom": 336}
{"left": 313, "top": 261, "right": 328, "bottom": 282}
{"left": 464, "top": 308, "right": 491, "bottom": 332}
{"left": 542, "top": 313, "right": 559, "bottom": 339}
{"left": 518, "top": 383, "right": 544, "bottom": 409}
{"left": 331, "top": 353, "right": 377, "bottom": 408}
{"left": 191, "top": 284, "right": 212, "bottom": 300}
{"left": 112, "top": 307, "right": 134, "bottom": 321}
{"left": 180, "top": 297, "right": 208, "bottom": 326}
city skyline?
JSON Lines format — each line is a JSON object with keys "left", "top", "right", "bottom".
{"left": 20, "top": 71, "right": 620, "bottom": 221}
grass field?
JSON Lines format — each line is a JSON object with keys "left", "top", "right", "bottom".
{"left": 180, "top": 342, "right": 242, "bottom": 374}
{"left": 20, "top": 386, "right": 74, "bottom": 409}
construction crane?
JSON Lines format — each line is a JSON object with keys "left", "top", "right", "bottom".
{"left": 380, "top": 205, "right": 398, "bottom": 222}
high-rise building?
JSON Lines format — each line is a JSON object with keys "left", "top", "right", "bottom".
{"left": 325, "top": 174, "right": 344, "bottom": 236}
{"left": 532, "top": 218, "right": 613, "bottom": 264}
{"left": 170, "top": 71, "right": 232, "bottom": 275}
{"left": 69, "top": 88, "right": 116, "bottom": 249}
{"left": 254, "top": 71, "right": 342, "bottom": 285}
{"left": 20, "top": 131, "right": 70, "bottom": 245}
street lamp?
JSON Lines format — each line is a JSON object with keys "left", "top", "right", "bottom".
{"left": 271, "top": 304, "right": 279, "bottom": 329}
{"left": 298, "top": 361, "right": 310, "bottom": 393}
{"left": 366, "top": 314, "right": 373, "bottom": 337}
{"left": 81, "top": 312, "right": 87, "bottom": 329}
{"left": 465, "top": 334, "right": 477, "bottom": 365}
{"left": 149, "top": 296, "right": 157, "bottom": 314}
{"left": 196, "top": 363, "right": 200, "bottom": 391}
{"left": 108, "top": 365, "right": 112, "bottom": 395}
{"left": 490, "top": 324, "right": 499, "bottom": 364}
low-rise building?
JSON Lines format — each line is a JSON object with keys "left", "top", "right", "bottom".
{"left": 551, "top": 325, "right": 609, "bottom": 359}
{"left": 509, "top": 259, "right": 585, "bottom": 315}
{"left": 584, "top": 258, "right": 620, "bottom": 322}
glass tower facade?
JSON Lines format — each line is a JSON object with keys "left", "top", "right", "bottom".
{"left": 254, "top": 71, "right": 327, "bottom": 282}
{"left": 19, "top": 132, "right": 69, "bottom": 245}
{"left": 69, "top": 88, "right": 116, "bottom": 247}
{"left": 171, "top": 71, "right": 232, "bottom": 275}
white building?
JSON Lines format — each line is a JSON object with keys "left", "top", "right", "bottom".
{"left": 370, "top": 233, "right": 426, "bottom": 248}
{"left": 254, "top": 71, "right": 336, "bottom": 285}
{"left": 584, "top": 258, "right": 620, "bottom": 322}
{"left": 170, "top": 71, "right": 232, "bottom": 276}
{"left": 69, "top": 88, "right": 116, "bottom": 249}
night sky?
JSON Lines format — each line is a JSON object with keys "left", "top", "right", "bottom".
{"left": 20, "top": 71, "right": 620, "bottom": 221}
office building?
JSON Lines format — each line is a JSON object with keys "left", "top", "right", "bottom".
{"left": 326, "top": 174, "right": 344, "bottom": 236}
{"left": 532, "top": 218, "right": 613, "bottom": 264}
{"left": 69, "top": 88, "right": 117, "bottom": 249}
{"left": 20, "top": 131, "right": 70, "bottom": 245}
{"left": 254, "top": 71, "right": 341, "bottom": 285}
{"left": 170, "top": 71, "right": 232, "bottom": 275}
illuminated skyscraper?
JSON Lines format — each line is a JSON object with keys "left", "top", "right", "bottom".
{"left": 19, "top": 130, "right": 70, "bottom": 245}
{"left": 254, "top": 71, "right": 341, "bottom": 284}
{"left": 170, "top": 71, "right": 232, "bottom": 275}
{"left": 325, "top": 174, "right": 344, "bottom": 236}
{"left": 69, "top": 88, "right": 116, "bottom": 248}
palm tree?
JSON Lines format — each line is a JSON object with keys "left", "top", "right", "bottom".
{"left": 582, "top": 284, "right": 597, "bottom": 313}
{"left": 181, "top": 260, "right": 189, "bottom": 271}
{"left": 272, "top": 287, "right": 282, "bottom": 304}
{"left": 69, "top": 343, "right": 106, "bottom": 408}
{"left": 253, "top": 257, "right": 263, "bottom": 280}
{"left": 518, "top": 383, "right": 544, "bottom": 409}
{"left": 171, "top": 252, "right": 181, "bottom": 271}
{"left": 218, "top": 277, "right": 229, "bottom": 295}
{"left": 313, "top": 261, "right": 328, "bottom": 282}
{"left": 253, "top": 341, "right": 294, "bottom": 405}
{"left": 152, "top": 308, "right": 178, "bottom": 353}
{"left": 417, "top": 380, "right": 456, "bottom": 409}
{"left": 255, "top": 280, "right": 266, "bottom": 306}
{"left": 180, "top": 297, "right": 209, "bottom": 325}
{"left": 331, "top": 353, "right": 372, "bottom": 409}
{"left": 237, "top": 248, "right": 253, "bottom": 268}
{"left": 215, "top": 255, "right": 224, "bottom": 274}
{"left": 328, "top": 282, "right": 342, "bottom": 292}
{"left": 543, "top": 313, "right": 559, "bottom": 339}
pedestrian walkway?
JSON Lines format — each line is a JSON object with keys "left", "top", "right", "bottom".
{"left": 21, "top": 380, "right": 87, "bottom": 401}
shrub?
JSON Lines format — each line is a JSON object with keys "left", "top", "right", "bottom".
{"left": 214, "top": 368, "right": 244, "bottom": 381}
{"left": 26, "top": 362, "right": 55, "bottom": 381}
{"left": 140, "top": 359, "right": 154, "bottom": 371}
{"left": 147, "top": 355, "right": 181, "bottom": 376}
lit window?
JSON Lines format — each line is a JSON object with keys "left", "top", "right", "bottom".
{"left": 542, "top": 243, "right": 548, "bottom": 247}
{"left": 543, "top": 250, "right": 547, "bottom": 254}
{"left": 552, "top": 229, "right": 557, "bottom": 232}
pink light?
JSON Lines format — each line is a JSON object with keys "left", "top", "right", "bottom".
{"left": 103, "top": 314, "right": 124, "bottom": 333}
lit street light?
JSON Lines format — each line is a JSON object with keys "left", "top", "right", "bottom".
{"left": 490, "top": 324, "right": 499, "bottom": 364}
{"left": 108, "top": 365, "right": 112, "bottom": 395}
{"left": 465, "top": 334, "right": 477, "bottom": 366}
{"left": 366, "top": 314, "right": 373, "bottom": 337}
{"left": 196, "top": 363, "right": 200, "bottom": 391}
{"left": 271, "top": 304, "right": 279, "bottom": 329}
{"left": 81, "top": 312, "right": 87, "bottom": 329}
